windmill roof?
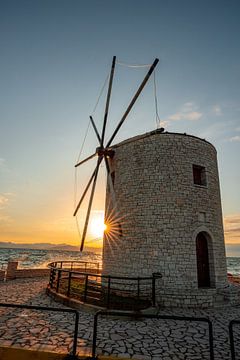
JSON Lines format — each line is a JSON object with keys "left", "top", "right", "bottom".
{"left": 111, "top": 129, "right": 216, "bottom": 151}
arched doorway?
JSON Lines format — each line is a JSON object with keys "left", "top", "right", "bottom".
{"left": 196, "top": 232, "right": 210, "bottom": 287}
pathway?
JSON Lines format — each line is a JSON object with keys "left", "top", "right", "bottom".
{"left": 0, "top": 278, "right": 240, "bottom": 359}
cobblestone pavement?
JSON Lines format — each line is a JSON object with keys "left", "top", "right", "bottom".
{"left": 0, "top": 278, "right": 240, "bottom": 359}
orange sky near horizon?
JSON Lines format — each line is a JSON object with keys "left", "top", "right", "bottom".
{"left": 0, "top": 196, "right": 239, "bottom": 249}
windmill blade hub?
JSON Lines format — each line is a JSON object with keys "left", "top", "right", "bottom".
{"left": 96, "top": 147, "right": 115, "bottom": 158}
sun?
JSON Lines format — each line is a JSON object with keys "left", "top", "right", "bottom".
{"left": 90, "top": 213, "right": 107, "bottom": 238}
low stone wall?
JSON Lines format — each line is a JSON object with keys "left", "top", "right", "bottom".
{"left": 6, "top": 261, "right": 49, "bottom": 281}
{"left": 14, "top": 268, "right": 50, "bottom": 278}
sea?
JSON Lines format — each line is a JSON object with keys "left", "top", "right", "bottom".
{"left": 0, "top": 248, "right": 102, "bottom": 270}
{"left": 0, "top": 248, "right": 239, "bottom": 276}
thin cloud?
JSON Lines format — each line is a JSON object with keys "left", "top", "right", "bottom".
{"left": 160, "top": 120, "right": 170, "bottom": 128}
{"left": 0, "top": 193, "right": 13, "bottom": 225}
{"left": 212, "top": 105, "right": 222, "bottom": 116}
{"left": 0, "top": 194, "right": 9, "bottom": 209}
{"left": 229, "top": 135, "right": 240, "bottom": 142}
{"left": 224, "top": 214, "right": 240, "bottom": 243}
{"left": 224, "top": 214, "right": 240, "bottom": 225}
{"left": 166, "top": 102, "right": 203, "bottom": 123}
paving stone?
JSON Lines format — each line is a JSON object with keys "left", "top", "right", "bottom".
{"left": 0, "top": 277, "right": 240, "bottom": 359}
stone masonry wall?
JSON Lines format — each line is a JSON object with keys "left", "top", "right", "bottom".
{"left": 102, "top": 131, "right": 228, "bottom": 306}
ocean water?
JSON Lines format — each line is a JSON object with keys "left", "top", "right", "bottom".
{"left": 0, "top": 248, "right": 239, "bottom": 276}
{"left": 0, "top": 248, "right": 102, "bottom": 270}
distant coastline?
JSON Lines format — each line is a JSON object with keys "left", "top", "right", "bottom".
{"left": 0, "top": 241, "right": 102, "bottom": 253}
{"left": 0, "top": 241, "right": 239, "bottom": 257}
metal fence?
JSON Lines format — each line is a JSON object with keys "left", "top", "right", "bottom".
{"left": 91, "top": 310, "right": 215, "bottom": 360}
{"left": 48, "top": 261, "right": 161, "bottom": 310}
{"left": 0, "top": 302, "right": 79, "bottom": 358}
{"left": 1, "top": 302, "right": 240, "bottom": 360}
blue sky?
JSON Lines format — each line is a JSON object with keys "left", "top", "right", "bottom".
{"left": 0, "top": 1, "right": 240, "bottom": 251}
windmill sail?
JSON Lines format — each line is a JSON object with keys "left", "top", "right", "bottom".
{"left": 74, "top": 56, "right": 159, "bottom": 251}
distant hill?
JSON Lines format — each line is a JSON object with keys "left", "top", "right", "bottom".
{"left": 0, "top": 241, "right": 102, "bottom": 253}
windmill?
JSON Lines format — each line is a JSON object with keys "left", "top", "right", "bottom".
{"left": 74, "top": 56, "right": 159, "bottom": 251}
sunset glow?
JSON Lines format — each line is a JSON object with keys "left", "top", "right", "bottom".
{"left": 0, "top": 2, "right": 239, "bottom": 255}
{"left": 90, "top": 213, "right": 107, "bottom": 238}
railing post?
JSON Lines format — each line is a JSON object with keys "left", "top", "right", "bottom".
{"left": 229, "top": 321, "right": 236, "bottom": 360}
{"left": 152, "top": 274, "right": 156, "bottom": 307}
{"left": 56, "top": 270, "right": 61, "bottom": 293}
{"left": 137, "top": 277, "right": 140, "bottom": 299}
{"left": 67, "top": 272, "right": 72, "bottom": 297}
{"left": 208, "top": 320, "right": 214, "bottom": 360}
{"left": 49, "top": 269, "right": 53, "bottom": 288}
{"left": 72, "top": 311, "right": 79, "bottom": 357}
{"left": 92, "top": 312, "right": 100, "bottom": 358}
{"left": 106, "top": 276, "right": 111, "bottom": 309}
{"left": 84, "top": 275, "right": 88, "bottom": 302}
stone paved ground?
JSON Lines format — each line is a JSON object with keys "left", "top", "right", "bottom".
{"left": 0, "top": 278, "right": 240, "bottom": 359}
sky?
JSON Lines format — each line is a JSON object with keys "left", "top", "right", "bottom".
{"left": 0, "top": 0, "right": 240, "bottom": 253}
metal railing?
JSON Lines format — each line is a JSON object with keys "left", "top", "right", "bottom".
{"left": 0, "top": 303, "right": 79, "bottom": 358}
{"left": 229, "top": 319, "right": 240, "bottom": 360}
{"left": 48, "top": 261, "right": 161, "bottom": 310}
{"left": 91, "top": 310, "right": 214, "bottom": 360}
{"left": 2, "top": 302, "right": 240, "bottom": 359}
{"left": 51, "top": 260, "right": 101, "bottom": 272}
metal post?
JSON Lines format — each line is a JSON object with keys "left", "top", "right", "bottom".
{"left": 49, "top": 269, "right": 53, "bottom": 288}
{"left": 67, "top": 272, "right": 72, "bottom": 297}
{"left": 137, "top": 277, "right": 140, "bottom": 299}
{"left": 229, "top": 321, "right": 236, "bottom": 360}
{"left": 208, "top": 320, "right": 214, "bottom": 360}
{"left": 84, "top": 275, "right": 88, "bottom": 302}
{"left": 92, "top": 312, "right": 100, "bottom": 358}
{"left": 72, "top": 310, "right": 79, "bottom": 357}
{"left": 56, "top": 270, "right": 61, "bottom": 293}
{"left": 107, "top": 276, "right": 111, "bottom": 308}
{"left": 152, "top": 274, "right": 156, "bottom": 307}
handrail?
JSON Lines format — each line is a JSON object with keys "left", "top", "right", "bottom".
{"left": 229, "top": 319, "right": 240, "bottom": 360}
{"left": 0, "top": 303, "right": 79, "bottom": 358}
{"left": 48, "top": 262, "right": 162, "bottom": 310}
{"left": 48, "top": 261, "right": 100, "bottom": 271}
{"left": 91, "top": 310, "right": 214, "bottom": 360}
{"left": 49, "top": 260, "right": 100, "bottom": 266}
{"left": 48, "top": 262, "right": 156, "bottom": 281}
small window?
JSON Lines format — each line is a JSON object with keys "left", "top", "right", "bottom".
{"left": 192, "top": 165, "right": 207, "bottom": 186}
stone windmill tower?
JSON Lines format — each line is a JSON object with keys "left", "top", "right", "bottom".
{"left": 75, "top": 57, "right": 231, "bottom": 307}
{"left": 102, "top": 130, "right": 230, "bottom": 307}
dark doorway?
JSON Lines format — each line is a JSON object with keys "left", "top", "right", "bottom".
{"left": 196, "top": 232, "right": 210, "bottom": 287}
